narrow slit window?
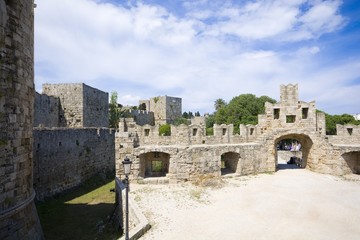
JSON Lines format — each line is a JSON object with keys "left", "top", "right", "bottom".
{"left": 302, "top": 108, "right": 309, "bottom": 119}
{"left": 222, "top": 128, "right": 227, "bottom": 135}
{"left": 347, "top": 128, "right": 353, "bottom": 135}
{"left": 250, "top": 128, "right": 254, "bottom": 135}
{"left": 274, "top": 108, "right": 280, "bottom": 119}
{"left": 144, "top": 129, "right": 150, "bottom": 136}
{"left": 193, "top": 128, "right": 198, "bottom": 136}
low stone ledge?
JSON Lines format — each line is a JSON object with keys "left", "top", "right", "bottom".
{"left": 117, "top": 179, "right": 151, "bottom": 240}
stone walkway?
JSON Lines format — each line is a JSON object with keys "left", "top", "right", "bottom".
{"left": 131, "top": 167, "right": 360, "bottom": 240}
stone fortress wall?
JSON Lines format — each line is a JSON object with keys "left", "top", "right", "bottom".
{"left": 0, "top": 1, "right": 44, "bottom": 239}
{"left": 33, "top": 127, "right": 115, "bottom": 200}
{"left": 128, "top": 109, "right": 155, "bottom": 126}
{"left": 115, "top": 84, "right": 360, "bottom": 183}
{"left": 33, "top": 83, "right": 114, "bottom": 200}
{"left": 0, "top": 0, "right": 358, "bottom": 237}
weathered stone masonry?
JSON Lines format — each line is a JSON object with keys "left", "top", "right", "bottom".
{"left": 116, "top": 84, "right": 360, "bottom": 182}
{"left": 40, "top": 83, "right": 109, "bottom": 128}
{"left": 0, "top": 1, "right": 43, "bottom": 239}
{"left": 33, "top": 83, "right": 114, "bottom": 200}
{"left": 33, "top": 128, "right": 115, "bottom": 200}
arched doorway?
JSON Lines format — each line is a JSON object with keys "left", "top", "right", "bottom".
{"left": 139, "top": 152, "right": 170, "bottom": 178}
{"left": 342, "top": 151, "right": 360, "bottom": 174}
{"left": 274, "top": 134, "right": 313, "bottom": 170}
{"left": 221, "top": 152, "right": 240, "bottom": 175}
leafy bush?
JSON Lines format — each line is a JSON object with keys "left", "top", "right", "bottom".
{"left": 324, "top": 112, "right": 360, "bottom": 135}
{"left": 174, "top": 117, "right": 190, "bottom": 126}
{"left": 206, "top": 127, "right": 214, "bottom": 136}
{"left": 159, "top": 124, "right": 171, "bottom": 136}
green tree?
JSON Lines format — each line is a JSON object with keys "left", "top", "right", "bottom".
{"left": 139, "top": 103, "right": 147, "bottom": 110}
{"left": 214, "top": 98, "right": 226, "bottom": 110}
{"left": 109, "top": 91, "right": 121, "bottom": 128}
{"left": 159, "top": 124, "right": 171, "bottom": 136}
{"left": 214, "top": 94, "right": 276, "bottom": 134}
{"left": 174, "top": 117, "right": 190, "bottom": 126}
{"left": 324, "top": 113, "right": 360, "bottom": 135}
{"left": 205, "top": 114, "right": 215, "bottom": 136}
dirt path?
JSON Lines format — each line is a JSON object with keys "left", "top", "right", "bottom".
{"left": 131, "top": 168, "right": 360, "bottom": 240}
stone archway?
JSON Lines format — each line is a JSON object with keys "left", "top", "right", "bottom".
{"left": 342, "top": 151, "right": 360, "bottom": 174}
{"left": 221, "top": 152, "right": 240, "bottom": 175}
{"left": 139, "top": 151, "right": 170, "bottom": 178}
{"left": 274, "top": 134, "right": 313, "bottom": 170}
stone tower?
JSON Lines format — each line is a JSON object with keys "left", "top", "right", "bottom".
{"left": 0, "top": 1, "right": 43, "bottom": 239}
{"left": 280, "top": 83, "right": 299, "bottom": 105}
{"left": 140, "top": 96, "right": 182, "bottom": 125}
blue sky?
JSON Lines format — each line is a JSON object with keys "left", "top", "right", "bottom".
{"left": 34, "top": 0, "right": 360, "bottom": 115}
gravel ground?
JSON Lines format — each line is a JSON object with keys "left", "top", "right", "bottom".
{"left": 131, "top": 165, "right": 360, "bottom": 240}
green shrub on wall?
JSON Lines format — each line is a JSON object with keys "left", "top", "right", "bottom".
{"left": 206, "top": 127, "right": 214, "bottom": 136}
{"left": 159, "top": 124, "right": 171, "bottom": 136}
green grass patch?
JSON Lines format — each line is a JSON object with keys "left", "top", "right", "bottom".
{"left": 36, "top": 175, "right": 121, "bottom": 240}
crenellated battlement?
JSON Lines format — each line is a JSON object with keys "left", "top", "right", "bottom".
{"left": 116, "top": 84, "right": 360, "bottom": 182}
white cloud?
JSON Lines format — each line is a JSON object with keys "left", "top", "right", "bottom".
{"left": 184, "top": 0, "right": 345, "bottom": 41}
{"left": 34, "top": 0, "right": 359, "bottom": 115}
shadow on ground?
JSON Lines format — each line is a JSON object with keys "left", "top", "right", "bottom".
{"left": 36, "top": 175, "right": 121, "bottom": 240}
{"left": 277, "top": 163, "right": 302, "bottom": 170}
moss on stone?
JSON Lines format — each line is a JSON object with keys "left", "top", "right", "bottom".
{"left": 0, "top": 139, "right": 8, "bottom": 147}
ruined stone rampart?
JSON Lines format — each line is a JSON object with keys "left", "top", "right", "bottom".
{"left": 33, "top": 128, "right": 115, "bottom": 200}
{"left": 115, "top": 84, "right": 360, "bottom": 182}
{"left": 0, "top": 1, "right": 43, "bottom": 238}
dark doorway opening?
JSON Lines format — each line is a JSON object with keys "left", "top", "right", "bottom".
{"left": 342, "top": 151, "right": 360, "bottom": 174}
{"left": 139, "top": 152, "right": 170, "bottom": 178}
{"left": 221, "top": 152, "right": 239, "bottom": 175}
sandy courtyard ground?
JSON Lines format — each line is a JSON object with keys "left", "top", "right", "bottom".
{"left": 131, "top": 166, "right": 360, "bottom": 240}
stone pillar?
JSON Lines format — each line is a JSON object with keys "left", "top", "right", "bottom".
{"left": 0, "top": 1, "right": 43, "bottom": 239}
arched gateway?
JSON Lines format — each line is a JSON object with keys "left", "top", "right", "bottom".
{"left": 116, "top": 84, "right": 360, "bottom": 182}
{"left": 274, "top": 133, "right": 313, "bottom": 170}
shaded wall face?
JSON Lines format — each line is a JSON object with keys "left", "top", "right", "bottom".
{"left": 342, "top": 152, "right": 360, "bottom": 174}
{"left": 33, "top": 128, "right": 115, "bottom": 200}
{"left": 42, "top": 84, "right": 84, "bottom": 127}
{"left": 0, "top": 0, "right": 43, "bottom": 238}
{"left": 34, "top": 92, "right": 60, "bottom": 127}
{"left": 83, "top": 85, "right": 109, "bottom": 127}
